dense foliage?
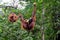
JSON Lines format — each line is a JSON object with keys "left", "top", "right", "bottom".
{"left": 0, "top": 0, "right": 60, "bottom": 40}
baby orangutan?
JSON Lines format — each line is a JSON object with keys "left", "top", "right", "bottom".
{"left": 8, "top": 13, "right": 18, "bottom": 22}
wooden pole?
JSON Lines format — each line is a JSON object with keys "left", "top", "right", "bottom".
{"left": 41, "top": 1, "right": 45, "bottom": 40}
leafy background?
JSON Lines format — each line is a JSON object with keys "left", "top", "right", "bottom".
{"left": 0, "top": 0, "right": 60, "bottom": 40}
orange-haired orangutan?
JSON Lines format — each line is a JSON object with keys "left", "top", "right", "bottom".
{"left": 19, "top": 2, "right": 36, "bottom": 30}
{"left": 8, "top": 13, "right": 18, "bottom": 22}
